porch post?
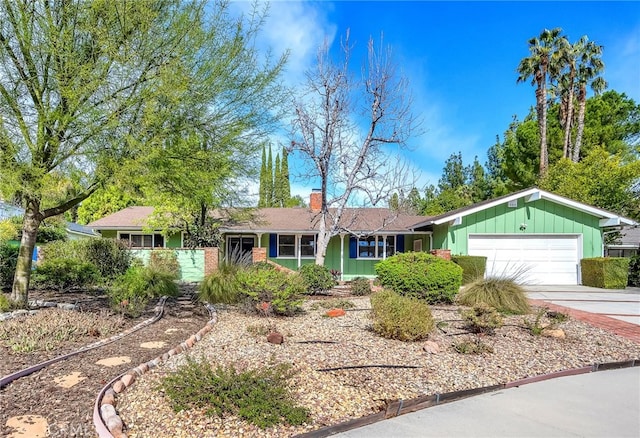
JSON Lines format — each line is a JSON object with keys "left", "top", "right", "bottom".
{"left": 296, "top": 234, "right": 302, "bottom": 268}
{"left": 256, "top": 233, "right": 262, "bottom": 248}
{"left": 382, "top": 234, "right": 387, "bottom": 259}
{"left": 340, "top": 233, "right": 345, "bottom": 281}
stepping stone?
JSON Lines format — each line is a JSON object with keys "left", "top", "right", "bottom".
{"left": 164, "top": 328, "right": 179, "bottom": 334}
{"left": 95, "top": 356, "right": 131, "bottom": 367}
{"left": 53, "top": 371, "right": 86, "bottom": 388}
{"left": 140, "top": 341, "right": 167, "bottom": 349}
{"left": 5, "top": 415, "right": 48, "bottom": 438}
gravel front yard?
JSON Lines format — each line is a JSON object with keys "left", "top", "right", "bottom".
{"left": 118, "top": 297, "right": 640, "bottom": 438}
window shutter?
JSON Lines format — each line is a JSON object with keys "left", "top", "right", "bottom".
{"left": 397, "top": 235, "right": 405, "bottom": 253}
{"left": 269, "top": 234, "right": 277, "bottom": 258}
{"left": 349, "top": 236, "right": 357, "bottom": 258}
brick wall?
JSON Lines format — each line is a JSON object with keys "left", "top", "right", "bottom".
{"left": 430, "top": 249, "right": 451, "bottom": 261}
{"left": 203, "top": 247, "right": 219, "bottom": 276}
{"left": 252, "top": 247, "right": 266, "bottom": 264}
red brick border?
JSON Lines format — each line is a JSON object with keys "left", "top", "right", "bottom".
{"left": 529, "top": 298, "right": 640, "bottom": 344}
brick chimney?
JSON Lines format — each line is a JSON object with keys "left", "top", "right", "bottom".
{"left": 310, "top": 189, "right": 322, "bottom": 212}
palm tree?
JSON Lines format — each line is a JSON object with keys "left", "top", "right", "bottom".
{"left": 517, "top": 28, "right": 564, "bottom": 176}
{"left": 572, "top": 40, "right": 606, "bottom": 162}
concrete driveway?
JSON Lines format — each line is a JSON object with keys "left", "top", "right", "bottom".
{"left": 525, "top": 285, "right": 640, "bottom": 326}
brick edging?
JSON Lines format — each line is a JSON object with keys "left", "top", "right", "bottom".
{"left": 93, "top": 303, "right": 218, "bottom": 438}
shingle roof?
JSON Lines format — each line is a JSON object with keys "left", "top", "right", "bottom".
{"left": 88, "top": 206, "right": 427, "bottom": 234}
{"left": 221, "top": 208, "right": 427, "bottom": 234}
{"left": 87, "top": 206, "right": 156, "bottom": 229}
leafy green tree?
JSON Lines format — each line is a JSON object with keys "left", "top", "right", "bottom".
{"left": 540, "top": 148, "right": 640, "bottom": 220}
{"left": 0, "top": 0, "right": 287, "bottom": 305}
{"left": 468, "top": 156, "right": 490, "bottom": 202}
{"left": 438, "top": 152, "right": 467, "bottom": 192}
{"left": 517, "top": 28, "right": 564, "bottom": 176}
{"left": 77, "top": 185, "right": 139, "bottom": 225}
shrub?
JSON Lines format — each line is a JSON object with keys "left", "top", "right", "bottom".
{"left": 0, "top": 293, "right": 10, "bottom": 312}
{"left": 452, "top": 337, "right": 493, "bottom": 354}
{"left": 629, "top": 255, "right": 640, "bottom": 287}
{"left": 82, "top": 238, "right": 132, "bottom": 279}
{"left": 457, "top": 277, "right": 530, "bottom": 314}
{"left": 149, "top": 250, "right": 181, "bottom": 278}
{"left": 581, "top": 257, "right": 630, "bottom": 289}
{"left": 461, "top": 302, "right": 503, "bottom": 334}
{"left": 40, "top": 238, "right": 132, "bottom": 280}
{"left": 0, "top": 242, "right": 19, "bottom": 291}
{"left": 237, "top": 265, "right": 305, "bottom": 315}
{"left": 451, "top": 255, "right": 487, "bottom": 284}
{"left": 375, "top": 252, "right": 462, "bottom": 304}
{"left": 108, "top": 265, "right": 178, "bottom": 317}
{"left": 32, "top": 259, "right": 100, "bottom": 292}
{"left": 350, "top": 277, "right": 372, "bottom": 296}
{"left": 298, "top": 264, "right": 335, "bottom": 295}
{"left": 370, "top": 289, "right": 435, "bottom": 341}
{"left": 158, "top": 358, "right": 310, "bottom": 429}
{"left": 309, "top": 298, "right": 356, "bottom": 310}
{"left": 198, "top": 263, "right": 243, "bottom": 305}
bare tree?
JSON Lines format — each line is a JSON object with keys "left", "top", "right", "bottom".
{"left": 290, "top": 33, "right": 418, "bottom": 265}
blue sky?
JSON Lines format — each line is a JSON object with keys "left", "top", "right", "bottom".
{"left": 232, "top": 1, "right": 640, "bottom": 201}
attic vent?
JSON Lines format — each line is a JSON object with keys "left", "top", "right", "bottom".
{"left": 508, "top": 200, "right": 518, "bottom": 208}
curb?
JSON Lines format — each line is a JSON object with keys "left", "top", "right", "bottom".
{"left": 0, "top": 297, "right": 167, "bottom": 390}
{"left": 293, "top": 359, "right": 640, "bottom": 438}
{"left": 93, "top": 303, "right": 218, "bottom": 438}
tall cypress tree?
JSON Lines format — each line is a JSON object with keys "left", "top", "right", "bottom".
{"left": 274, "top": 153, "right": 282, "bottom": 207}
{"left": 266, "top": 145, "right": 274, "bottom": 207}
{"left": 281, "top": 147, "right": 291, "bottom": 205}
{"left": 258, "top": 145, "right": 267, "bottom": 207}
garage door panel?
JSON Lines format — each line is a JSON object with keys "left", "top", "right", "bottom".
{"left": 468, "top": 235, "right": 579, "bottom": 285}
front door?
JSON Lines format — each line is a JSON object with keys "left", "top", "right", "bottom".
{"left": 227, "top": 236, "right": 256, "bottom": 262}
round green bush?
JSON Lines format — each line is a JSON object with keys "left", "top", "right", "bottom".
{"left": 237, "top": 266, "right": 305, "bottom": 315}
{"left": 370, "top": 289, "right": 435, "bottom": 341}
{"left": 32, "top": 259, "right": 100, "bottom": 292}
{"left": 198, "top": 264, "right": 243, "bottom": 305}
{"left": 451, "top": 255, "right": 487, "bottom": 284}
{"left": 375, "top": 252, "right": 463, "bottom": 303}
{"left": 298, "top": 263, "right": 335, "bottom": 295}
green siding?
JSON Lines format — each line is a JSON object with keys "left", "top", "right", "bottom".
{"left": 441, "top": 198, "right": 603, "bottom": 258}
{"left": 100, "top": 230, "right": 117, "bottom": 239}
{"left": 266, "top": 233, "right": 431, "bottom": 279}
{"left": 130, "top": 249, "right": 205, "bottom": 282}
{"left": 166, "top": 233, "right": 182, "bottom": 248}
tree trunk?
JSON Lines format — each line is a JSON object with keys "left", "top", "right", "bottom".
{"left": 314, "top": 212, "right": 329, "bottom": 266}
{"left": 573, "top": 85, "right": 587, "bottom": 162}
{"left": 536, "top": 83, "right": 548, "bottom": 176}
{"left": 562, "top": 78, "right": 575, "bottom": 159}
{"left": 10, "top": 199, "right": 43, "bottom": 306}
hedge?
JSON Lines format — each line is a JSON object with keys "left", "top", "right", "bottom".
{"left": 581, "top": 257, "right": 630, "bottom": 289}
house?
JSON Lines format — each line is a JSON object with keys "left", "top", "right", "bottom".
{"left": 605, "top": 226, "right": 640, "bottom": 257}
{"left": 88, "top": 188, "right": 636, "bottom": 285}
{"left": 411, "top": 187, "right": 636, "bottom": 285}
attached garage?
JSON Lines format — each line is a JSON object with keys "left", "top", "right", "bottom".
{"left": 468, "top": 234, "right": 581, "bottom": 285}
{"left": 411, "top": 188, "right": 637, "bottom": 286}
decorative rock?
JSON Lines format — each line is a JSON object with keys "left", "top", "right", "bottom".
{"left": 423, "top": 340, "right": 441, "bottom": 354}
{"left": 267, "top": 331, "right": 284, "bottom": 344}
{"left": 101, "top": 390, "right": 116, "bottom": 407}
{"left": 162, "top": 353, "right": 170, "bottom": 361}
{"left": 542, "top": 328, "right": 566, "bottom": 339}
{"left": 121, "top": 374, "right": 135, "bottom": 387}
{"left": 195, "top": 333, "right": 202, "bottom": 341}
{"left": 325, "top": 308, "right": 346, "bottom": 317}
{"left": 112, "top": 381, "right": 126, "bottom": 393}
{"left": 185, "top": 337, "right": 195, "bottom": 348}
{"left": 100, "top": 404, "right": 117, "bottom": 419}
{"left": 105, "top": 414, "right": 123, "bottom": 434}
{"left": 56, "top": 303, "right": 77, "bottom": 310}
{"left": 138, "top": 363, "right": 149, "bottom": 373}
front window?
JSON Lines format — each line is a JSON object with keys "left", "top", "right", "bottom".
{"left": 277, "top": 234, "right": 316, "bottom": 258}
{"left": 120, "top": 233, "right": 164, "bottom": 248}
{"left": 278, "top": 235, "right": 296, "bottom": 257}
{"left": 300, "top": 235, "right": 316, "bottom": 257}
{"left": 358, "top": 235, "right": 396, "bottom": 259}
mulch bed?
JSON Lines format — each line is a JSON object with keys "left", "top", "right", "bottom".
{"left": 0, "top": 288, "right": 211, "bottom": 438}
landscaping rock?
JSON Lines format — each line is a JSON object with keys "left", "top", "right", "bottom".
{"left": 325, "top": 308, "right": 346, "bottom": 317}
{"left": 267, "top": 331, "right": 284, "bottom": 344}
{"left": 423, "top": 340, "right": 441, "bottom": 354}
{"left": 542, "top": 328, "right": 566, "bottom": 339}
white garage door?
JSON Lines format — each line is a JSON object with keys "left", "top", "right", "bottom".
{"left": 467, "top": 235, "right": 580, "bottom": 285}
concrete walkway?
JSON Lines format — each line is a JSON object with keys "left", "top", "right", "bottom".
{"left": 335, "top": 366, "right": 640, "bottom": 437}
{"left": 334, "top": 285, "right": 640, "bottom": 438}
